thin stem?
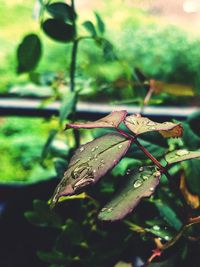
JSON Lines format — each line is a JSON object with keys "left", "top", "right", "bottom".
{"left": 134, "top": 139, "right": 165, "bottom": 171}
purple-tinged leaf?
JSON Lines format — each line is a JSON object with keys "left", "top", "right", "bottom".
{"left": 65, "top": 110, "right": 127, "bottom": 130}
{"left": 98, "top": 166, "right": 161, "bottom": 221}
{"left": 51, "top": 133, "right": 131, "bottom": 208}
{"left": 165, "top": 149, "right": 200, "bottom": 165}
{"left": 124, "top": 114, "right": 183, "bottom": 138}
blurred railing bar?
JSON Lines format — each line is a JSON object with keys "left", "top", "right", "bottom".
{"left": 0, "top": 98, "right": 198, "bottom": 120}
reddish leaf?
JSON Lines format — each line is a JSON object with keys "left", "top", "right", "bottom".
{"left": 51, "top": 133, "right": 131, "bottom": 208}
{"left": 165, "top": 149, "right": 200, "bottom": 165}
{"left": 124, "top": 114, "right": 183, "bottom": 138}
{"left": 65, "top": 110, "right": 127, "bottom": 130}
{"left": 98, "top": 166, "right": 161, "bottom": 221}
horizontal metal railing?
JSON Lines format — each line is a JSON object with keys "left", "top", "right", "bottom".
{"left": 0, "top": 97, "right": 199, "bottom": 120}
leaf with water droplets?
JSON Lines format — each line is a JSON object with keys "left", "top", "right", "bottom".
{"left": 51, "top": 133, "right": 131, "bottom": 208}
{"left": 98, "top": 166, "right": 161, "bottom": 221}
{"left": 65, "top": 110, "right": 127, "bottom": 130}
{"left": 165, "top": 150, "right": 200, "bottom": 165}
{"left": 124, "top": 114, "right": 183, "bottom": 138}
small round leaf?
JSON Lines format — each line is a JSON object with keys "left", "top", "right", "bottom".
{"left": 42, "top": 19, "right": 75, "bottom": 42}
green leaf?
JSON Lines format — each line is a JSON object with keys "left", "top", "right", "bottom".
{"left": 59, "top": 91, "right": 76, "bottom": 125}
{"left": 184, "top": 159, "right": 200, "bottom": 196}
{"left": 41, "top": 129, "right": 58, "bottom": 161}
{"left": 24, "top": 199, "right": 62, "bottom": 228}
{"left": 46, "top": 2, "right": 76, "bottom": 21}
{"left": 114, "top": 262, "right": 132, "bottom": 267}
{"left": 182, "top": 122, "right": 200, "bottom": 149}
{"left": 65, "top": 110, "right": 127, "bottom": 129}
{"left": 165, "top": 150, "right": 200, "bottom": 165}
{"left": 147, "top": 258, "right": 176, "bottom": 267}
{"left": 187, "top": 110, "right": 200, "bottom": 136}
{"left": 82, "top": 21, "right": 97, "bottom": 37}
{"left": 54, "top": 158, "right": 68, "bottom": 179}
{"left": 111, "top": 157, "right": 141, "bottom": 176}
{"left": 42, "top": 19, "right": 75, "bottom": 42}
{"left": 95, "top": 12, "right": 105, "bottom": 34}
{"left": 17, "top": 34, "right": 42, "bottom": 73}
{"left": 98, "top": 166, "right": 161, "bottom": 221}
{"left": 124, "top": 114, "right": 183, "bottom": 138}
{"left": 154, "top": 201, "right": 183, "bottom": 231}
{"left": 102, "top": 39, "right": 117, "bottom": 61}
{"left": 51, "top": 133, "right": 131, "bottom": 207}
{"left": 37, "top": 250, "right": 67, "bottom": 264}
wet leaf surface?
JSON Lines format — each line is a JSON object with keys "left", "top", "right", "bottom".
{"left": 165, "top": 149, "right": 200, "bottom": 165}
{"left": 124, "top": 114, "right": 183, "bottom": 138}
{"left": 98, "top": 166, "right": 161, "bottom": 221}
{"left": 51, "top": 133, "right": 131, "bottom": 207}
{"left": 65, "top": 110, "right": 127, "bottom": 130}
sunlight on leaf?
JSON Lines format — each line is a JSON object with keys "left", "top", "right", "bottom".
{"left": 124, "top": 114, "right": 183, "bottom": 138}
{"left": 98, "top": 166, "right": 161, "bottom": 221}
{"left": 65, "top": 110, "right": 127, "bottom": 129}
{"left": 51, "top": 133, "right": 131, "bottom": 208}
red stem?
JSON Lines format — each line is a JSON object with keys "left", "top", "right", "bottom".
{"left": 134, "top": 139, "right": 165, "bottom": 171}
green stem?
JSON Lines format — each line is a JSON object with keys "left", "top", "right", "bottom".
{"left": 69, "top": 0, "right": 80, "bottom": 147}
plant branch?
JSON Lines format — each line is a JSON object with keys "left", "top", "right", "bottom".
{"left": 134, "top": 139, "right": 165, "bottom": 171}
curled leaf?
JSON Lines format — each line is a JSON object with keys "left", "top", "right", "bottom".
{"left": 51, "top": 133, "right": 131, "bottom": 208}
{"left": 98, "top": 166, "right": 161, "bottom": 221}
{"left": 150, "top": 79, "right": 195, "bottom": 97}
{"left": 65, "top": 110, "right": 127, "bottom": 130}
{"left": 165, "top": 149, "right": 200, "bottom": 165}
{"left": 124, "top": 114, "right": 183, "bottom": 138}
{"left": 180, "top": 173, "right": 200, "bottom": 209}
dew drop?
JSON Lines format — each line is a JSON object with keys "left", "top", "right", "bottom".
{"left": 93, "top": 169, "right": 96, "bottom": 173}
{"left": 147, "top": 121, "right": 157, "bottom": 126}
{"left": 153, "top": 225, "right": 160, "bottom": 231}
{"left": 126, "top": 169, "right": 131, "bottom": 175}
{"left": 133, "top": 179, "right": 143, "bottom": 188}
{"left": 100, "top": 159, "right": 105, "bottom": 163}
{"left": 150, "top": 187, "right": 154, "bottom": 192}
{"left": 153, "top": 171, "right": 161, "bottom": 178}
{"left": 88, "top": 157, "right": 92, "bottom": 161}
{"left": 91, "top": 147, "right": 96, "bottom": 152}
{"left": 150, "top": 127, "right": 156, "bottom": 130}
{"left": 164, "top": 235, "right": 170, "bottom": 241}
{"left": 80, "top": 147, "right": 84, "bottom": 152}
{"left": 118, "top": 144, "right": 123, "bottom": 149}
{"left": 176, "top": 149, "right": 189, "bottom": 156}
{"left": 107, "top": 208, "right": 113, "bottom": 212}
{"left": 139, "top": 167, "right": 144, "bottom": 172}
{"left": 142, "top": 175, "right": 149, "bottom": 181}
{"left": 95, "top": 146, "right": 99, "bottom": 149}
{"left": 101, "top": 208, "right": 107, "bottom": 212}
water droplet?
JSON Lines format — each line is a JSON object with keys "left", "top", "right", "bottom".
{"left": 100, "top": 159, "right": 105, "bottom": 163}
{"left": 153, "top": 171, "right": 161, "bottom": 178}
{"left": 95, "top": 146, "right": 99, "bottom": 149}
{"left": 91, "top": 147, "right": 96, "bottom": 152}
{"left": 164, "top": 235, "right": 170, "bottom": 241}
{"left": 126, "top": 169, "right": 131, "bottom": 175}
{"left": 133, "top": 179, "right": 143, "bottom": 188}
{"left": 142, "top": 175, "right": 149, "bottom": 181}
{"left": 150, "top": 127, "right": 156, "bottom": 130}
{"left": 153, "top": 225, "right": 160, "bottom": 231}
{"left": 93, "top": 169, "right": 96, "bottom": 173}
{"left": 118, "top": 144, "right": 123, "bottom": 149}
{"left": 147, "top": 121, "right": 157, "bottom": 126}
{"left": 88, "top": 157, "right": 92, "bottom": 161}
{"left": 101, "top": 208, "right": 107, "bottom": 212}
{"left": 80, "top": 147, "right": 84, "bottom": 152}
{"left": 176, "top": 149, "right": 189, "bottom": 156}
{"left": 150, "top": 187, "right": 154, "bottom": 192}
{"left": 107, "top": 208, "right": 113, "bottom": 212}
{"left": 139, "top": 167, "right": 144, "bottom": 172}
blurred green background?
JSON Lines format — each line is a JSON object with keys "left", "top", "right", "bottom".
{"left": 0, "top": 0, "right": 200, "bottom": 183}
